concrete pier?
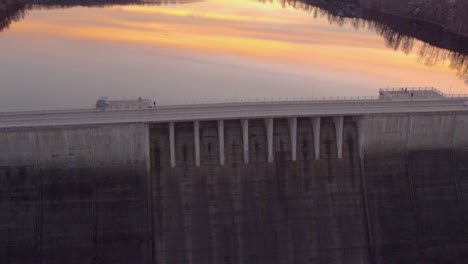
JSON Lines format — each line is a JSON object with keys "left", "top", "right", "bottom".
{"left": 169, "top": 122, "right": 175, "bottom": 168}
{"left": 218, "top": 120, "right": 225, "bottom": 166}
{"left": 288, "top": 117, "right": 297, "bottom": 161}
{"left": 312, "top": 117, "right": 321, "bottom": 160}
{"left": 334, "top": 116, "right": 344, "bottom": 159}
{"left": 194, "top": 121, "right": 200, "bottom": 167}
{"left": 241, "top": 119, "right": 249, "bottom": 164}
{"left": 265, "top": 118, "right": 274, "bottom": 163}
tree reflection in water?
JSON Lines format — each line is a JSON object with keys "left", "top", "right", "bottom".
{"left": 0, "top": 1, "right": 28, "bottom": 32}
{"left": 271, "top": 0, "right": 468, "bottom": 83}
{"left": 0, "top": 0, "right": 200, "bottom": 32}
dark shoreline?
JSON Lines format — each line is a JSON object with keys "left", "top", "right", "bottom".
{"left": 278, "top": 0, "right": 468, "bottom": 82}
{"left": 358, "top": 0, "right": 468, "bottom": 38}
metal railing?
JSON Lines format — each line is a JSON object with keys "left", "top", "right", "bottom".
{"left": 381, "top": 87, "right": 468, "bottom": 98}
{"left": 182, "top": 95, "right": 380, "bottom": 105}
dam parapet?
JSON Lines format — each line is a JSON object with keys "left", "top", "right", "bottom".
{"left": 1, "top": 88, "right": 468, "bottom": 263}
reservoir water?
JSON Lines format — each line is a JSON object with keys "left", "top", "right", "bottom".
{"left": 0, "top": 0, "right": 467, "bottom": 111}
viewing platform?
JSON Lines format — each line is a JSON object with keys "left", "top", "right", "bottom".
{"left": 379, "top": 87, "right": 452, "bottom": 100}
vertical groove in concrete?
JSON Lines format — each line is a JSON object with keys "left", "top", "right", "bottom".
{"left": 38, "top": 131, "right": 44, "bottom": 264}
{"left": 144, "top": 123, "right": 155, "bottom": 264}
{"left": 90, "top": 127, "right": 98, "bottom": 264}
{"left": 333, "top": 116, "right": 344, "bottom": 159}
{"left": 357, "top": 117, "right": 366, "bottom": 160}
{"left": 32, "top": 129, "right": 42, "bottom": 264}
{"left": 288, "top": 117, "right": 297, "bottom": 162}
{"left": 405, "top": 113, "right": 420, "bottom": 258}
{"left": 169, "top": 122, "right": 175, "bottom": 168}
{"left": 218, "top": 120, "right": 225, "bottom": 166}
{"left": 359, "top": 152, "right": 376, "bottom": 264}
{"left": 241, "top": 119, "right": 249, "bottom": 164}
{"left": 194, "top": 121, "right": 200, "bottom": 167}
{"left": 456, "top": 115, "right": 468, "bottom": 248}
{"left": 265, "top": 118, "right": 274, "bottom": 163}
{"left": 451, "top": 114, "right": 464, "bottom": 249}
{"left": 312, "top": 117, "right": 321, "bottom": 160}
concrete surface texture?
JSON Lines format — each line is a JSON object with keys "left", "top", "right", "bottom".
{"left": 0, "top": 124, "right": 151, "bottom": 263}
{"left": 1, "top": 112, "right": 467, "bottom": 263}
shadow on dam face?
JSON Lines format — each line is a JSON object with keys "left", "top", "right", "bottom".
{"left": 0, "top": 114, "right": 467, "bottom": 264}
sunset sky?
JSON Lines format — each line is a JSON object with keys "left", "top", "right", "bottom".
{"left": 0, "top": 0, "right": 465, "bottom": 111}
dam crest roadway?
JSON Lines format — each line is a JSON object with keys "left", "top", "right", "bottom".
{"left": 1, "top": 87, "right": 468, "bottom": 129}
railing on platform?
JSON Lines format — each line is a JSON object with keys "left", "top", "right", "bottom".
{"left": 381, "top": 87, "right": 468, "bottom": 98}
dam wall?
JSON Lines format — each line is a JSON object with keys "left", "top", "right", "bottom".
{"left": 0, "top": 124, "right": 152, "bottom": 263}
{"left": 1, "top": 112, "right": 467, "bottom": 264}
{"left": 361, "top": 113, "right": 468, "bottom": 263}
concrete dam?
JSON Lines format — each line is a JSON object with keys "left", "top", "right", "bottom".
{"left": 1, "top": 88, "right": 467, "bottom": 264}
